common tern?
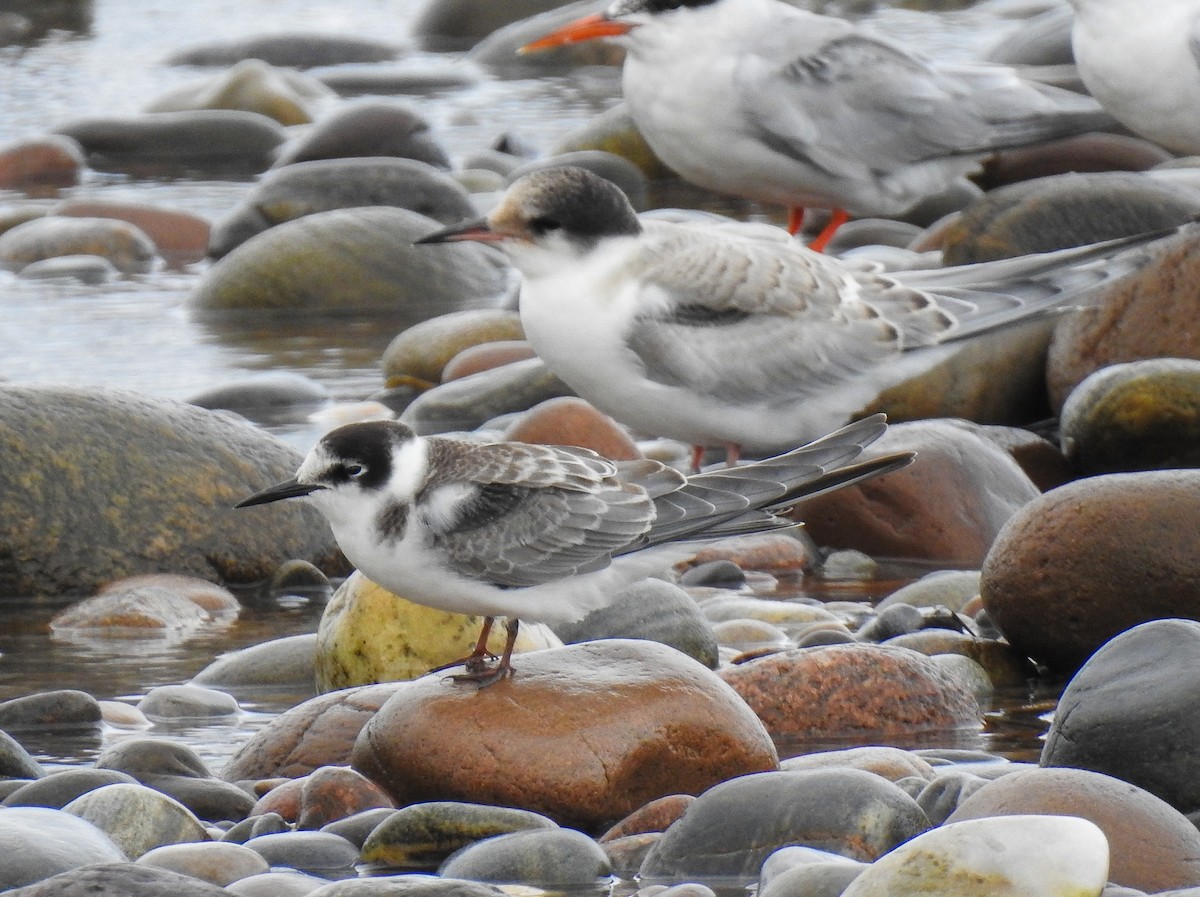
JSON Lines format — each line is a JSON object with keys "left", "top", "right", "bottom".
{"left": 417, "top": 166, "right": 1163, "bottom": 467}
{"left": 522, "top": 0, "right": 1112, "bottom": 250}
{"left": 236, "top": 416, "right": 911, "bottom": 684}
{"left": 1068, "top": 0, "right": 1200, "bottom": 155}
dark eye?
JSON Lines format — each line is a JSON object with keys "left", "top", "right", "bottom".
{"left": 528, "top": 215, "right": 561, "bottom": 236}
{"left": 343, "top": 463, "right": 365, "bottom": 479}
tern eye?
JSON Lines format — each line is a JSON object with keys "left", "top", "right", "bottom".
{"left": 528, "top": 215, "right": 561, "bottom": 236}
{"left": 345, "top": 464, "right": 365, "bottom": 479}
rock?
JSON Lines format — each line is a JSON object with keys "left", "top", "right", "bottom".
{"left": 145, "top": 59, "right": 333, "bottom": 126}
{"left": 95, "top": 739, "right": 256, "bottom": 823}
{"left": 1059, "top": 358, "right": 1200, "bottom": 474}
{"left": 360, "top": 802, "right": 557, "bottom": 871}
{"left": 948, "top": 766, "right": 1200, "bottom": 893}
{"left": 884, "top": 629, "right": 1031, "bottom": 688}
{"left": 414, "top": 0, "right": 599, "bottom": 52}
{"left": 980, "top": 470, "right": 1200, "bottom": 672}
{"left": 0, "top": 134, "right": 84, "bottom": 189}
{"left": 719, "top": 644, "right": 981, "bottom": 743}
{"left": 136, "top": 841, "right": 270, "bottom": 886}
{"left": 1041, "top": 619, "right": 1200, "bottom": 816}
{"left": 600, "top": 794, "right": 694, "bottom": 842}
{"left": 51, "top": 575, "right": 239, "bottom": 633}
{"left": 876, "top": 570, "right": 982, "bottom": 613}
{"left": 382, "top": 310, "right": 525, "bottom": 391}
{"left": 914, "top": 770, "right": 992, "bottom": 826}
{"left": 18, "top": 254, "right": 118, "bottom": 283}
{"left": 0, "top": 689, "right": 102, "bottom": 730}
{"left": 221, "top": 682, "right": 407, "bottom": 782}
{"left": 351, "top": 640, "right": 778, "bottom": 831}
{"left": 0, "top": 808, "right": 127, "bottom": 890}
{"left": 443, "top": 341, "right": 538, "bottom": 381}
{"left": 3, "top": 769, "right": 137, "bottom": 809}
{"left": 136, "top": 685, "right": 241, "bottom": 721}
{"left": 314, "top": 572, "right": 560, "bottom": 690}
{"left": 0, "top": 729, "right": 45, "bottom": 779}
{"left": 505, "top": 396, "right": 641, "bottom": 460}
{"left": 243, "top": 831, "right": 359, "bottom": 876}
{"left": 222, "top": 813, "right": 290, "bottom": 844}
{"left": 191, "top": 633, "right": 319, "bottom": 693}
{"left": 780, "top": 746, "right": 938, "bottom": 784}
{"left": 794, "top": 419, "right": 1041, "bottom": 567}
{"left": 301, "top": 875, "right": 511, "bottom": 897}
{"left": 272, "top": 100, "right": 449, "bottom": 170}
{"left": 1046, "top": 222, "right": 1200, "bottom": 410}
{"left": 639, "top": 769, "right": 930, "bottom": 884}
{"left": 321, "top": 807, "right": 396, "bottom": 849}
{"left": 552, "top": 578, "right": 719, "bottom": 669}
{"left": 187, "top": 372, "right": 330, "bottom": 426}
{"left": 6, "top": 863, "right": 236, "bottom": 897}
{"left": 192, "top": 207, "right": 512, "bottom": 315}
{"left": 855, "top": 602, "right": 926, "bottom": 642}
{"left": 840, "top": 814, "right": 1109, "bottom": 897}
{"left": 759, "top": 857, "right": 865, "bottom": 897}
{"left": 438, "top": 828, "right": 611, "bottom": 887}
{"left": 976, "top": 133, "right": 1174, "bottom": 192}
{"left": 52, "top": 199, "right": 210, "bottom": 266}
{"left": 167, "top": 33, "right": 402, "bottom": 68}
{"left": 978, "top": 424, "right": 1075, "bottom": 491}
{"left": 400, "top": 357, "right": 573, "bottom": 436}
{"left": 315, "top": 65, "right": 481, "bottom": 97}
{"left": 252, "top": 766, "right": 393, "bottom": 830}
{"left": 940, "top": 171, "right": 1197, "bottom": 264}
{"left": 548, "top": 102, "right": 675, "bottom": 182}
{"left": 685, "top": 531, "right": 815, "bottom": 573}
{"left": 226, "top": 870, "right": 329, "bottom": 896}
{"left": 0, "top": 385, "right": 343, "bottom": 597}
{"left": 54, "top": 110, "right": 286, "bottom": 175}
{"left": 0, "top": 215, "right": 157, "bottom": 273}
{"left": 63, "top": 783, "right": 210, "bottom": 860}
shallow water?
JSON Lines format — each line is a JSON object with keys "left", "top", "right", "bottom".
{"left": 0, "top": 0, "right": 1059, "bottom": 773}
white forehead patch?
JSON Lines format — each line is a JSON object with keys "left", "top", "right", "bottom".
{"left": 388, "top": 435, "right": 429, "bottom": 500}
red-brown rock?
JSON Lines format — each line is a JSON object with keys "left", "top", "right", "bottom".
{"left": 504, "top": 396, "right": 641, "bottom": 461}
{"left": 599, "top": 794, "right": 695, "bottom": 843}
{"left": 0, "top": 135, "right": 85, "bottom": 189}
{"left": 442, "top": 340, "right": 538, "bottom": 381}
{"left": 350, "top": 639, "right": 778, "bottom": 832}
{"left": 252, "top": 766, "right": 394, "bottom": 828}
{"left": 54, "top": 199, "right": 210, "bottom": 266}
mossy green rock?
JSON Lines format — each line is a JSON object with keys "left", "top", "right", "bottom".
{"left": 192, "top": 206, "right": 513, "bottom": 315}
{"left": 0, "top": 384, "right": 344, "bottom": 598}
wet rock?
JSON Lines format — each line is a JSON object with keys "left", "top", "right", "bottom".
{"left": 978, "top": 424, "right": 1075, "bottom": 491}
{"left": 314, "top": 572, "right": 560, "bottom": 690}
{"left": 52, "top": 199, "right": 210, "bottom": 266}
{"left": 272, "top": 100, "right": 449, "bottom": 169}
{"left": 302, "top": 876, "right": 511, "bottom": 897}
{"left": 5, "top": 862, "right": 233, "bottom": 897}
{"left": 794, "top": 419, "right": 1041, "bottom": 567}
{"left": 679, "top": 560, "right": 746, "bottom": 590}
{"left": 840, "top": 814, "right": 1109, "bottom": 897}
{"left": 719, "top": 644, "right": 981, "bottom": 741}
{"left": 322, "top": 807, "right": 396, "bottom": 849}
{"left": 1060, "top": 358, "right": 1200, "bottom": 474}
{"left": 222, "top": 812, "right": 290, "bottom": 844}
{"left": 947, "top": 170, "right": 1192, "bottom": 262}
{"left": 0, "top": 215, "right": 157, "bottom": 273}
{"left": 63, "top": 782, "right": 210, "bottom": 859}
{"left": 19, "top": 253, "right": 118, "bottom": 283}
{"left": 685, "top": 532, "right": 815, "bottom": 573}
{"left": 382, "top": 310, "right": 525, "bottom": 391}
{"left": 136, "top": 840, "right": 270, "bottom": 886}
{"left": 505, "top": 396, "right": 641, "bottom": 460}
{"left": 243, "top": 831, "right": 359, "bottom": 876}
{"left": 253, "top": 766, "right": 394, "bottom": 830}
{"left": 314, "top": 65, "right": 481, "bottom": 97}
{"left": 1042, "top": 619, "right": 1200, "bottom": 816}
{"left": 553, "top": 578, "right": 719, "bottom": 669}
{"left": 914, "top": 770, "right": 991, "bottom": 826}
{"left": 0, "top": 134, "right": 84, "bottom": 189}
{"left": 442, "top": 341, "right": 538, "bottom": 381}
{"left": 855, "top": 602, "right": 925, "bottom": 642}
{"left": 145, "top": 59, "right": 333, "bottom": 126}
{"left": 884, "top": 629, "right": 1030, "bottom": 688}
{"left": 137, "top": 685, "right": 241, "bottom": 722}
{"left": 352, "top": 640, "right": 778, "bottom": 831}
{"left": 639, "top": 769, "right": 929, "bottom": 884}
{"left": 0, "top": 689, "right": 102, "bottom": 730}
{"left": 400, "top": 357, "right": 573, "bottom": 436}
{"left": 221, "top": 682, "right": 407, "bottom": 782}
{"left": 981, "top": 470, "right": 1200, "bottom": 672}
{"left": 978, "top": 132, "right": 1174, "bottom": 194}
{"left": 3, "top": 769, "right": 137, "bottom": 809}
{"left": 361, "top": 802, "right": 557, "bottom": 871}
{"left": 780, "top": 746, "right": 938, "bottom": 784}
{"left": 1046, "top": 222, "right": 1200, "bottom": 410}
{"left": 95, "top": 739, "right": 256, "bottom": 823}
{"left": 187, "top": 372, "right": 330, "bottom": 425}
{"left": 191, "top": 633, "right": 319, "bottom": 693}
{"left": 876, "top": 570, "right": 981, "bottom": 613}
{"left": 54, "top": 110, "right": 286, "bottom": 175}
{"left": 759, "top": 856, "right": 865, "bottom": 897}
{"left": 167, "top": 32, "right": 403, "bottom": 68}
{"left": 51, "top": 574, "right": 240, "bottom": 633}
{"left": 0, "top": 385, "right": 343, "bottom": 597}
{"left": 439, "top": 828, "right": 611, "bottom": 887}
{"left": 415, "top": 0, "right": 602, "bottom": 53}
{"left": 192, "top": 207, "right": 512, "bottom": 315}
{"left": 549, "top": 102, "right": 675, "bottom": 182}
{"left": 696, "top": 593, "right": 842, "bottom": 628}
{"left": 0, "top": 807, "right": 126, "bottom": 890}
{"left": 600, "top": 794, "right": 694, "bottom": 842}
{"left": 949, "top": 766, "right": 1200, "bottom": 893}
{"left": 226, "top": 869, "right": 329, "bottom": 896}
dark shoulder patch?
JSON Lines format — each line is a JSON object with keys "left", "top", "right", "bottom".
{"left": 447, "top": 483, "right": 533, "bottom": 533}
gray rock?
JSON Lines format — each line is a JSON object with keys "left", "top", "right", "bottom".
{"left": 321, "top": 807, "right": 396, "bottom": 849}
{"left": 136, "top": 685, "right": 240, "bottom": 721}
{"left": 136, "top": 840, "right": 269, "bottom": 886}
{"left": 0, "top": 690, "right": 101, "bottom": 731}
{"left": 876, "top": 570, "right": 982, "bottom": 613}
{"left": 0, "top": 217, "right": 156, "bottom": 274}
{"left": 222, "top": 812, "right": 291, "bottom": 844}
{"left": 243, "top": 831, "right": 359, "bottom": 875}
{"left": 0, "top": 384, "right": 344, "bottom": 597}
{"left": 0, "top": 728, "right": 46, "bottom": 779}
{"left": 227, "top": 870, "right": 330, "bottom": 897}
{"left": 63, "top": 782, "right": 210, "bottom": 860}
{"left": 272, "top": 100, "right": 449, "bottom": 169}
{"left": 439, "top": 828, "right": 612, "bottom": 887}
{"left": 3, "top": 769, "right": 137, "bottom": 809}
{"left": 855, "top": 602, "right": 926, "bottom": 642}
{"left": 18, "top": 254, "right": 118, "bottom": 283}
{"left": 167, "top": 32, "right": 403, "bottom": 68}
{"left": 305, "top": 875, "right": 510, "bottom": 897}
{"left": 186, "top": 372, "right": 330, "bottom": 424}
{"left": 413, "top": 0, "right": 597, "bottom": 51}
{"left": 0, "top": 808, "right": 126, "bottom": 890}
{"left": 191, "top": 633, "right": 319, "bottom": 693}
{"left": 4, "top": 862, "right": 230, "bottom": 897}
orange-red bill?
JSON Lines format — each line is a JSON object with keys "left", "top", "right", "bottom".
{"left": 518, "top": 13, "right": 635, "bottom": 54}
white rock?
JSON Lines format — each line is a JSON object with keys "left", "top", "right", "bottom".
{"left": 840, "top": 814, "right": 1109, "bottom": 897}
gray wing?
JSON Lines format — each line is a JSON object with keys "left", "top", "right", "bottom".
{"left": 622, "top": 224, "right": 956, "bottom": 405}
{"left": 418, "top": 440, "right": 657, "bottom": 587}
{"left": 735, "top": 20, "right": 1106, "bottom": 179}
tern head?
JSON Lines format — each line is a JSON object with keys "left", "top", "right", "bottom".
{"left": 236, "top": 420, "right": 426, "bottom": 526}
{"left": 415, "top": 166, "right": 642, "bottom": 273}
{"left": 520, "top": 0, "right": 719, "bottom": 52}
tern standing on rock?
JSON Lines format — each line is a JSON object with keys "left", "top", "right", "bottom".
{"left": 522, "top": 0, "right": 1113, "bottom": 250}
{"left": 418, "top": 166, "right": 1164, "bottom": 469}
{"left": 236, "top": 415, "right": 912, "bottom": 685}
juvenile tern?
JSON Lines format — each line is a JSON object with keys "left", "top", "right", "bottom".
{"left": 521, "top": 0, "right": 1113, "bottom": 250}
{"left": 417, "top": 166, "right": 1163, "bottom": 466}
{"left": 236, "top": 415, "right": 911, "bottom": 684}
{"left": 1068, "top": 0, "right": 1200, "bottom": 155}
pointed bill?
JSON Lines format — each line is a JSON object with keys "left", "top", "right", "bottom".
{"left": 518, "top": 13, "right": 635, "bottom": 55}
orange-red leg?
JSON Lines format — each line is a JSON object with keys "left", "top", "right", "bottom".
{"left": 787, "top": 206, "right": 805, "bottom": 236}
{"left": 451, "top": 618, "right": 520, "bottom": 687}
{"left": 807, "top": 208, "right": 849, "bottom": 253}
